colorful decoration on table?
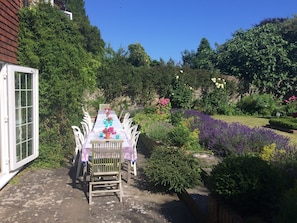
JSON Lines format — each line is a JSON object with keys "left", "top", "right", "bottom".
{"left": 107, "top": 115, "right": 113, "bottom": 126}
{"left": 102, "top": 127, "right": 115, "bottom": 139}
{"left": 104, "top": 107, "right": 112, "bottom": 116}
{"left": 107, "top": 115, "right": 113, "bottom": 122}
{"left": 102, "top": 127, "right": 116, "bottom": 134}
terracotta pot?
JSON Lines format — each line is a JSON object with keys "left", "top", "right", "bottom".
{"left": 105, "top": 132, "right": 111, "bottom": 139}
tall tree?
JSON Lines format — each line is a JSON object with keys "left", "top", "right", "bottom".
{"left": 127, "top": 43, "right": 151, "bottom": 67}
{"left": 195, "top": 37, "right": 215, "bottom": 70}
{"left": 181, "top": 49, "right": 196, "bottom": 68}
{"left": 216, "top": 23, "right": 294, "bottom": 97}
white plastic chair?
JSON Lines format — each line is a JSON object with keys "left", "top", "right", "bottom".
{"left": 123, "top": 117, "right": 133, "bottom": 131}
{"left": 83, "top": 116, "right": 93, "bottom": 131}
{"left": 122, "top": 112, "right": 130, "bottom": 124}
{"left": 71, "top": 126, "right": 85, "bottom": 164}
{"left": 126, "top": 124, "right": 138, "bottom": 140}
{"left": 81, "top": 121, "right": 90, "bottom": 138}
{"left": 130, "top": 130, "right": 140, "bottom": 176}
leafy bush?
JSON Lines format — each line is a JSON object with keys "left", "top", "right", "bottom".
{"left": 18, "top": 4, "right": 98, "bottom": 167}
{"left": 144, "top": 146, "right": 202, "bottom": 193}
{"left": 276, "top": 184, "right": 297, "bottom": 222}
{"left": 282, "top": 95, "right": 297, "bottom": 116}
{"left": 133, "top": 111, "right": 170, "bottom": 133}
{"left": 269, "top": 117, "right": 297, "bottom": 130}
{"left": 207, "top": 155, "right": 285, "bottom": 220}
{"left": 170, "top": 109, "right": 184, "bottom": 126}
{"left": 168, "top": 125, "right": 191, "bottom": 147}
{"left": 146, "top": 121, "right": 174, "bottom": 142}
{"left": 237, "top": 94, "right": 280, "bottom": 116}
{"left": 170, "top": 71, "right": 194, "bottom": 109}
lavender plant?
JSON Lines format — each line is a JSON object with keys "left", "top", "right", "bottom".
{"left": 183, "top": 110, "right": 295, "bottom": 157}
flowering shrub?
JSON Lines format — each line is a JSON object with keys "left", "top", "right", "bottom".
{"left": 198, "top": 77, "right": 231, "bottom": 115}
{"left": 183, "top": 110, "right": 295, "bottom": 157}
{"left": 283, "top": 95, "right": 297, "bottom": 116}
{"left": 156, "top": 97, "right": 171, "bottom": 115}
{"left": 170, "top": 70, "right": 193, "bottom": 109}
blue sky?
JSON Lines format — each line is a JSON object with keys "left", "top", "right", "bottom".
{"left": 84, "top": 0, "right": 297, "bottom": 63}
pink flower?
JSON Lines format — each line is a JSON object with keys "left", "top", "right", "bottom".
{"left": 103, "top": 127, "right": 115, "bottom": 134}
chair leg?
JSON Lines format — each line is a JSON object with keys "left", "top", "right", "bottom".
{"left": 89, "top": 182, "right": 92, "bottom": 205}
{"left": 131, "top": 161, "right": 137, "bottom": 176}
{"left": 119, "top": 181, "right": 123, "bottom": 203}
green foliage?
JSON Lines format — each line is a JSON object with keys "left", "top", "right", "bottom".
{"left": 18, "top": 3, "right": 98, "bottom": 167}
{"left": 194, "top": 38, "right": 216, "bottom": 70}
{"left": 207, "top": 155, "right": 285, "bottom": 220}
{"left": 170, "top": 110, "right": 184, "bottom": 125}
{"left": 217, "top": 23, "right": 296, "bottom": 98}
{"left": 144, "top": 146, "right": 202, "bottom": 193}
{"left": 127, "top": 43, "right": 151, "bottom": 67}
{"left": 237, "top": 94, "right": 280, "bottom": 116}
{"left": 199, "top": 77, "right": 236, "bottom": 115}
{"left": 66, "top": 0, "right": 105, "bottom": 55}
{"left": 168, "top": 125, "right": 191, "bottom": 147}
{"left": 269, "top": 117, "right": 297, "bottom": 130}
{"left": 170, "top": 71, "right": 193, "bottom": 109}
{"left": 167, "top": 122, "right": 201, "bottom": 151}
{"left": 276, "top": 183, "right": 297, "bottom": 223}
{"left": 133, "top": 111, "right": 170, "bottom": 134}
{"left": 282, "top": 95, "right": 297, "bottom": 116}
{"left": 146, "top": 121, "right": 174, "bottom": 142}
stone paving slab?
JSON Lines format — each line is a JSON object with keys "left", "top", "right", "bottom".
{"left": 0, "top": 151, "right": 199, "bottom": 223}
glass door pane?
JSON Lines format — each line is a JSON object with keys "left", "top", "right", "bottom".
{"left": 8, "top": 65, "right": 39, "bottom": 171}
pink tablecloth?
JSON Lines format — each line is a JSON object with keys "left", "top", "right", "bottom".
{"left": 81, "top": 111, "right": 137, "bottom": 162}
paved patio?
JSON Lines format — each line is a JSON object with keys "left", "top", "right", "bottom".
{"left": 0, "top": 146, "right": 206, "bottom": 223}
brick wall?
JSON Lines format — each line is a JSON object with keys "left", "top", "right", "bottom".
{"left": 0, "top": 0, "right": 21, "bottom": 64}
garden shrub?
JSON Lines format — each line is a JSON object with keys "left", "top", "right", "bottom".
{"left": 170, "top": 71, "right": 194, "bottom": 109}
{"left": 144, "top": 146, "right": 202, "bottom": 193}
{"left": 282, "top": 95, "right": 297, "bottom": 116}
{"left": 206, "top": 155, "right": 285, "bottom": 221}
{"left": 170, "top": 109, "right": 184, "bottom": 126}
{"left": 236, "top": 93, "right": 280, "bottom": 116}
{"left": 146, "top": 121, "right": 174, "bottom": 142}
{"left": 133, "top": 111, "right": 169, "bottom": 134}
{"left": 276, "top": 183, "right": 297, "bottom": 223}
{"left": 168, "top": 125, "right": 191, "bottom": 147}
{"left": 269, "top": 117, "right": 297, "bottom": 130}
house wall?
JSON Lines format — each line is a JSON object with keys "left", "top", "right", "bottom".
{"left": 0, "top": 0, "right": 21, "bottom": 65}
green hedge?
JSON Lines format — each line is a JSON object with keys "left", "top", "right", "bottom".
{"left": 269, "top": 117, "right": 297, "bottom": 130}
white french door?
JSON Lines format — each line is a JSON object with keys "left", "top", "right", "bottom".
{"left": 6, "top": 65, "right": 39, "bottom": 171}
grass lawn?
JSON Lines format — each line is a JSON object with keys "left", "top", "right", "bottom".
{"left": 212, "top": 115, "right": 297, "bottom": 146}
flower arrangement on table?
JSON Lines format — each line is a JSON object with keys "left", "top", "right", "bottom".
{"left": 102, "top": 127, "right": 116, "bottom": 134}
{"left": 107, "top": 115, "right": 113, "bottom": 122}
{"left": 104, "top": 107, "right": 112, "bottom": 116}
